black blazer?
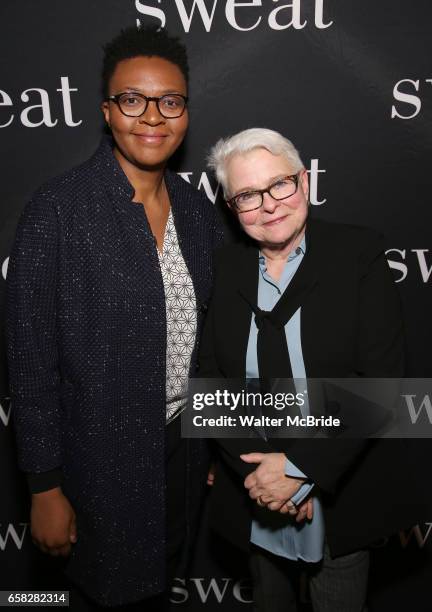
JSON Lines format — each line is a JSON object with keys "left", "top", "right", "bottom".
{"left": 6, "top": 137, "right": 223, "bottom": 606}
{"left": 198, "top": 217, "right": 427, "bottom": 557}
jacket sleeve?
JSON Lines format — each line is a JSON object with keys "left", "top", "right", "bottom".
{"left": 6, "top": 191, "right": 64, "bottom": 478}
{"left": 27, "top": 469, "right": 63, "bottom": 494}
{"left": 279, "top": 232, "right": 405, "bottom": 493}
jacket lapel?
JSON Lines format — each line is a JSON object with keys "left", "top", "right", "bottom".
{"left": 237, "top": 241, "right": 260, "bottom": 308}
{"left": 270, "top": 219, "right": 321, "bottom": 326}
{"left": 96, "top": 137, "right": 164, "bottom": 289}
{"left": 231, "top": 243, "right": 260, "bottom": 377}
{"left": 165, "top": 171, "right": 213, "bottom": 310}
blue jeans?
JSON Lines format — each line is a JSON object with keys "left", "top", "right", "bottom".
{"left": 250, "top": 543, "right": 369, "bottom": 612}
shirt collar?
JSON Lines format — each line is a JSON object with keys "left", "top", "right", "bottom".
{"left": 259, "top": 234, "right": 306, "bottom": 271}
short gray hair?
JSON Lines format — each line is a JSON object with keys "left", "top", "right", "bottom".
{"left": 207, "top": 128, "right": 304, "bottom": 197}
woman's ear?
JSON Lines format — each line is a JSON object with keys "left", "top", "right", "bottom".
{"left": 101, "top": 101, "right": 110, "bottom": 128}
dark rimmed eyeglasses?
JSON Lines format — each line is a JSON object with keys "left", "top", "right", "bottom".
{"left": 227, "top": 173, "right": 300, "bottom": 213}
{"left": 106, "top": 92, "right": 188, "bottom": 119}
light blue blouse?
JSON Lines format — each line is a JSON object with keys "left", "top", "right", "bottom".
{"left": 246, "top": 236, "right": 325, "bottom": 562}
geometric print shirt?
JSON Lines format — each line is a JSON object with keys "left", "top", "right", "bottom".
{"left": 158, "top": 209, "right": 197, "bottom": 423}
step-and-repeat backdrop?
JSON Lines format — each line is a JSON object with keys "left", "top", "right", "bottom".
{"left": 1, "top": 1, "right": 431, "bottom": 610}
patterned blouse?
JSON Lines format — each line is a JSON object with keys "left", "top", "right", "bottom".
{"left": 158, "top": 209, "right": 197, "bottom": 423}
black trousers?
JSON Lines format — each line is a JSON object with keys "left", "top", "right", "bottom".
{"left": 68, "top": 415, "right": 187, "bottom": 611}
{"left": 250, "top": 544, "right": 369, "bottom": 612}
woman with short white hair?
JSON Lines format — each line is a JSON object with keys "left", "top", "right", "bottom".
{"left": 200, "top": 127, "right": 426, "bottom": 611}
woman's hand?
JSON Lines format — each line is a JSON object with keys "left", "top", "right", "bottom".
{"left": 207, "top": 462, "right": 216, "bottom": 486}
{"left": 241, "top": 452, "right": 304, "bottom": 509}
{"left": 31, "top": 487, "right": 77, "bottom": 557}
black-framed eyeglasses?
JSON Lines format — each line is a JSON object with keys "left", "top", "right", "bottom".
{"left": 227, "top": 173, "right": 300, "bottom": 213}
{"left": 106, "top": 92, "right": 188, "bottom": 119}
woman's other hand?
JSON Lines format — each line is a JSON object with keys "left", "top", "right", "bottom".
{"left": 31, "top": 487, "right": 77, "bottom": 556}
{"left": 295, "top": 497, "right": 313, "bottom": 522}
{"left": 207, "top": 462, "right": 216, "bottom": 486}
{"left": 277, "top": 496, "right": 314, "bottom": 521}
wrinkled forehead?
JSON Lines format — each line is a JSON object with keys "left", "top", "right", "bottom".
{"left": 226, "top": 148, "right": 295, "bottom": 193}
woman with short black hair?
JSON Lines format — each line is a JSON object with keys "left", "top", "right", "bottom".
{"left": 7, "top": 26, "right": 222, "bottom": 609}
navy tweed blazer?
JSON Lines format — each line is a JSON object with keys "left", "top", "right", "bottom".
{"left": 6, "top": 137, "right": 222, "bottom": 606}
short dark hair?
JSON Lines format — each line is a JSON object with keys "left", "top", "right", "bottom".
{"left": 101, "top": 26, "right": 189, "bottom": 98}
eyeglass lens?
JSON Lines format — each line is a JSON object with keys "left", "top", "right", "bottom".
{"left": 234, "top": 177, "right": 297, "bottom": 212}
